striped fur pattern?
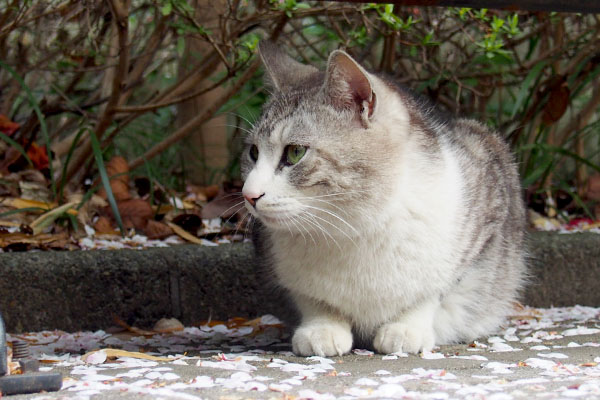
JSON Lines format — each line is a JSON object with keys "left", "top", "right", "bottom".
{"left": 241, "top": 42, "right": 526, "bottom": 357}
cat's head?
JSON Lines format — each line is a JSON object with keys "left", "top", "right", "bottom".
{"left": 241, "top": 42, "right": 412, "bottom": 235}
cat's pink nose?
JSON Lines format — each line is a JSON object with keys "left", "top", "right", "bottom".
{"left": 243, "top": 192, "right": 264, "bottom": 207}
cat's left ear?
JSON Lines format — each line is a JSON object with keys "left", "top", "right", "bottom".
{"left": 324, "top": 50, "right": 376, "bottom": 127}
{"left": 259, "top": 41, "right": 319, "bottom": 93}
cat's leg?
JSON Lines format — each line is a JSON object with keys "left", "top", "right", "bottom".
{"left": 373, "top": 297, "right": 438, "bottom": 354}
{"left": 292, "top": 294, "right": 353, "bottom": 357}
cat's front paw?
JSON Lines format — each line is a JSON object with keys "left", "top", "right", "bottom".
{"left": 374, "top": 321, "right": 435, "bottom": 354}
{"left": 292, "top": 321, "right": 353, "bottom": 357}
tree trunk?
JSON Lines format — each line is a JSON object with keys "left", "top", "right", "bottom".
{"left": 177, "top": 0, "right": 229, "bottom": 185}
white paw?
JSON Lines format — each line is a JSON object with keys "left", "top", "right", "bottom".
{"left": 292, "top": 322, "right": 353, "bottom": 357}
{"left": 374, "top": 321, "right": 435, "bottom": 354}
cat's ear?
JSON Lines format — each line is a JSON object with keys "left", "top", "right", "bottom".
{"left": 258, "top": 41, "right": 318, "bottom": 92}
{"left": 324, "top": 50, "right": 376, "bottom": 125}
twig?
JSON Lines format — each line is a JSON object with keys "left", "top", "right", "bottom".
{"left": 119, "top": 14, "right": 169, "bottom": 105}
{"left": 557, "top": 79, "right": 600, "bottom": 148}
{"left": 112, "top": 66, "right": 240, "bottom": 113}
{"left": 61, "top": 0, "right": 130, "bottom": 185}
{"left": 128, "top": 59, "right": 261, "bottom": 170}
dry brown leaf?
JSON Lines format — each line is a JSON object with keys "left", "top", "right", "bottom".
{"left": 0, "top": 114, "right": 20, "bottom": 136}
{"left": 98, "top": 156, "right": 131, "bottom": 201}
{"left": 152, "top": 200, "right": 196, "bottom": 216}
{"left": 153, "top": 204, "right": 174, "bottom": 215}
{"left": 94, "top": 216, "right": 117, "bottom": 235}
{"left": 111, "top": 180, "right": 131, "bottom": 201}
{"left": 0, "top": 231, "right": 68, "bottom": 247}
{"left": 113, "top": 315, "right": 157, "bottom": 336}
{"left": 167, "top": 222, "right": 204, "bottom": 244}
{"left": 110, "top": 198, "right": 153, "bottom": 230}
{"left": 542, "top": 78, "right": 570, "bottom": 125}
{"left": 106, "top": 156, "right": 129, "bottom": 184}
{"left": 3, "top": 198, "right": 54, "bottom": 211}
{"left": 580, "top": 362, "right": 598, "bottom": 367}
{"left": 201, "top": 192, "right": 244, "bottom": 219}
{"left": 0, "top": 220, "right": 20, "bottom": 227}
{"left": 153, "top": 318, "right": 184, "bottom": 333}
{"left": 144, "top": 220, "right": 173, "bottom": 239}
{"left": 71, "top": 193, "right": 107, "bottom": 228}
{"left": 0, "top": 147, "right": 22, "bottom": 175}
{"left": 19, "top": 181, "right": 51, "bottom": 203}
{"left": 171, "top": 213, "right": 201, "bottom": 234}
{"left": 0, "top": 198, "right": 77, "bottom": 217}
{"left": 188, "top": 184, "right": 219, "bottom": 202}
{"left": 29, "top": 201, "right": 78, "bottom": 235}
{"left": 82, "top": 349, "right": 174, "bottom": 364}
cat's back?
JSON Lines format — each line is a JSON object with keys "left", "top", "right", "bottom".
{"left": 440, "top": 116, "right": 525, "bottom": 274}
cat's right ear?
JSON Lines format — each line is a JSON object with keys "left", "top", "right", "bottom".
{"left": 324, "top": 50, "right": 376, "bottom": 127}
{"left": 258, "top": 41, "right": 318, "bottom": 93}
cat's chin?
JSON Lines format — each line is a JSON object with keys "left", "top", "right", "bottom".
{"left": 255, "top": 213, "right": 293, "bottom": 230}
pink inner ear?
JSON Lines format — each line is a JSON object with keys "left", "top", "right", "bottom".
{"left": 328, "top": 52, "right": 373, "bottom": 112}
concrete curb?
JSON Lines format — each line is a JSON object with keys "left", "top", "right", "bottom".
{"left": 0, "top": 231, "right": 598, "bottom": 332}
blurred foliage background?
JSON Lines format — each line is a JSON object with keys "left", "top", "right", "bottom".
{"left": 1, "top": 0, "right": 599, "bottom": 222}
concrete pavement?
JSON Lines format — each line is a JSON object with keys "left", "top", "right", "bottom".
{"left": 4, "top": 305, "right": 600, "bottom": 399}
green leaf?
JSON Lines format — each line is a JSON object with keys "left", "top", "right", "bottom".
{"left": 29, "top": 201, "right": 78, "bottom": 235}
{"left": 511, "top": 61, "right": 546, "bottom": 118}
{"left": 66, "top": 212, "right": 79, "bottom": 232}
{"left": 58, "top": 127, "right": 87, "bottom": 201}
{"left": 558, "top": 182, "right": 594, "bottom": 218}
{"left": 519, "top": 143, "right": 600, "bottom": 182}
{"left": 0, "top": 132, "right": 33, "bottom": 167}
{"left": 89, "top": 132, "right": 125, "bottom": 236}
{"left": 161, "top": 2, "right": 172, "bottom": 16}
{"left": 521, "top": 151, "right": 553, "bottom": 188}
{"left": 0, "top": 207, "right": 47, "bottom": 218}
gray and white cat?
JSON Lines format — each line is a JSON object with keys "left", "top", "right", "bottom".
{"left": 241, "top": 41, "right": 526, "bottom": 357}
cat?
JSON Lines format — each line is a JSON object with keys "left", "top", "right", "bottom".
{"left": 241, "top": 41, "right": 526, "bottom": 357}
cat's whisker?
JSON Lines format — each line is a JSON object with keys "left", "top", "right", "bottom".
{"left": 232, "top": 212, "right": 251, "bottom": 241}
{"left": 297, "top": 211, "right": 331, "bottom": 248}
{"left": 207, "top": 192, "right": 244, "bottom": 201}
{"left": 294, "top": 190, "right": 372, "bottom": 200}
{"left": 241, "top": 104, "right": 258, "bottom": 127}
{"left": 214, "top": 124, "right": 254, "bottom": 135}
{"left": 300, "top": 204, "right": 360, "bottom": 238}
{"left": 293, "top": 214, "right": 318, "bottom": 246}
{"left": 301, "top": 208, "right": 358, "bottom": 249}
{"left": 288, "top": 216, "right": 308, "bottom": 246}
{"left": 304, "top": 218, "right": 333, "bottom": 249}
{"left": 223, "top": 111, "right": 256, "bottom": 130}
{"left": 305, "top": 198, "right": 351, "bottom": 218}
{"left": 281, "top": 217, "right": 295, "bottom": 237}
{"left": 218, "top": 200, "right": 246, "bottom": 221}
{"left": 301, "top": 210, "right": 342, "bottom": 251}
{"left": 242, "top": 214, "right": 255, "bottom": 241}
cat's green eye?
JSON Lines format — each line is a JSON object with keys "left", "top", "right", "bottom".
{"left": 249, "top": 145, "right": 259, "bottom": 162}
{"left": 285, "top": 145, "right": 307, "bottom": 165}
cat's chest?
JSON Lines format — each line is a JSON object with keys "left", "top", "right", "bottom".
{"left": 269, "top": 229, "right": 452, "bottom": 321}
{"left": 273, "top": 238, "right": 387, "bottom": 314}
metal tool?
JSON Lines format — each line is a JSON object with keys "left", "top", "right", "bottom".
{"left": 0, "top": 313, "right": 62, "bottom": 395}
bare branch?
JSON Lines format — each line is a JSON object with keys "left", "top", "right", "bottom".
{"left": 128, "top": 59, "right": 261, "bottom": 170}
{"left": 61, "top": 0, "right": 131, "bottom": 185}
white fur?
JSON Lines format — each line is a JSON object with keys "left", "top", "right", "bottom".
{"left": 243, "top": 57, "right": 522, "bottom": 356}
